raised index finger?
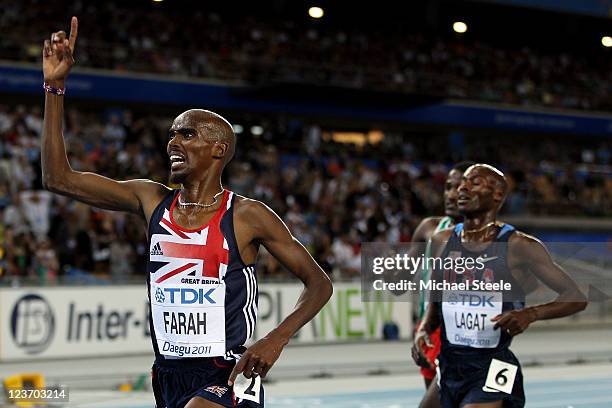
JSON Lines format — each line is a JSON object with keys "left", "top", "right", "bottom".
{"left": 68, "top": 16, "right": 78, "bottom": 52}
{"left": 228, "top": 356, "right": 248, "bottom": 386}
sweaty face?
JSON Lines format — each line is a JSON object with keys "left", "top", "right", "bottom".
{"left": 457, "top": 167, "right": 498, "bottom": 215}
{"left": 166, "top": 112, "right": 217, "bottom": 184}
{"left": 443, "top": 169, "right": 463, "bottom": 218}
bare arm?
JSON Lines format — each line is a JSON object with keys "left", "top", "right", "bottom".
{"left": 42, "top": 18, "right": 167, "bottom": 219}
{"left": 411, "top": 217, "right": 442, "bottom": 243}
{"left": 492, "top": 233, "right": 587, "bottom": 335}
{"left": 229, "top": 200, "right": 332, "bottom": 384}
{"left": 252, "top": 202, "right": 333, "bottom": 341}
{"left": 411, "top": 228, "right": 449, "bottom": 368}
{"left": 419, "top": 227, "right": 451, "bottom": 332}
{"left": 384, "top": 217, "right": 441, "bottom": 296}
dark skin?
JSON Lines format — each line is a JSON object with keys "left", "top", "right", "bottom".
{"left": 410, "top": 168, "right": 463, "bottom": 392}
{"left": 411, "top": 168, "right": 538, "bottom": 403}
{"left": 42, "top": 18, "right": 333, "bottom": 408}
{"left": 414, "top": 164, "right": 587, "bottom": 408}
{"left": 411, "top": 168, "right": 463, "bottom": 261}
{"left": 411, "top": 168, "right": 465, "bottom": 244}
{"left": 388, "top": 170, "right": 464, "bottom": 295}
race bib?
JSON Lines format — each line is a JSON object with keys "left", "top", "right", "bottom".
{"left": 151, "top": 282, "right": 226, "bottom": 357}
{"left": 484, "top": 358, "right": 518, "bottom": 394}
{"left": 234, "top": 373, "right": 261, "bottom": 404}
{"left": 442, "top": 290, "right": 502, "bottom": 348}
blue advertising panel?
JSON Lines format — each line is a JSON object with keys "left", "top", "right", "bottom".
{"left": 2, "top": 63, "right": 612, "bottom": 135}
{"left": 474, "top": 0, "right": 612, "bottom": 17}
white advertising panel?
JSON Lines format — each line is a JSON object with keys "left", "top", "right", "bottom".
{"left": 253, "top": 283, "right": 412, "bottom": 343}
{"left": 0, "top": 286, "right": 151, "bottom": 361}
{"left": 0, "top": 283, "right": 411, "bottom": 361}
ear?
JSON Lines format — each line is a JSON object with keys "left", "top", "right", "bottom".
{"left": 492, "top": 187, "right": 504, "bottom": 203}
{"left": 492, "top": 183, "right": 508, "bottom": 208}
{"left": 212, "top": 142, "right": 228, "bottom": 160}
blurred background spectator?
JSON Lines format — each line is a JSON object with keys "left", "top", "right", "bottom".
{"left": 0, "top": 104, "right": 609, "bottom": 284}
{"left": 2, "top": 0, "right": 612, "bottom": 110}
{"left": 0, "top": 0, "right": 610, "bottom": 285}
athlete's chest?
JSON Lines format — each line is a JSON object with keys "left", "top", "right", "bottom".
{"left": 441, "top": 241, "right": 508, "bottom": 284}
{"left": 442, "top": 241, "right": 531, "bottom": 295}
{"left": 148, "top": 190, "right": 234, "bottom": 283}
{"left": 172, "top": 207, "right": 220, "bottom": 230}
{"left": 149, "top": 210, "right": 229, "bottom": 281}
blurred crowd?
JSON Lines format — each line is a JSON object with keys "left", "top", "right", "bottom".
{"left": 0, "top": 104, "right": 610, "bottom": 285}
{"left": 2, "top": 1, "right": 612, "bottom": 110}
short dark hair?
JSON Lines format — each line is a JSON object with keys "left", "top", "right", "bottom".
{"left": 451, "top": 160, "right": 477, "bottom": 173}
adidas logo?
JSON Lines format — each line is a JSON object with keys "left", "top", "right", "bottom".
{"left": 150, "top": 242, "right": 163, "bottom": 256}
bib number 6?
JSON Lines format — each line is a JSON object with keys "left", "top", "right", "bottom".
{"left": 484, "top": 359, "right": 518, "bottom": 394}
{"left": 495, "top": 368, "right": 508, "bottom": 386}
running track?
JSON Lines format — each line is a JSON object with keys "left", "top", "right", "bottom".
{"left": 70, "top": 362, "right": 612, "bottom": 408}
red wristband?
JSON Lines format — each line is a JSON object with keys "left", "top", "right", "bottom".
{"left": 43, "top": 82, "right": 65, "bottom": 95}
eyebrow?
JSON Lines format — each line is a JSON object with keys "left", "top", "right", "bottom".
{"left": 168, "top": 127, "right": 198, "bottom": 136}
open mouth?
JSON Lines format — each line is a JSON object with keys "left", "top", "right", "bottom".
{"left": 457, "top": 193, "right": 470, "bottom": 205}
{"left": 169, "top": 154, "right": 186, "bottom": 170}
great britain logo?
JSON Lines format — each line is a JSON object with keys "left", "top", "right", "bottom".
{"left": 204, "top": 385, "right": 228, "bottom": 397}
{"left": 149, "top": 207, "right": 229, "bottom": 282}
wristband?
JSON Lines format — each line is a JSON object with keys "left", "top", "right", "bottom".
{"left": 43, "top": 82, "right": 65, "bottom": 95}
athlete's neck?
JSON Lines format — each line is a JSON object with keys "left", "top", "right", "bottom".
{"left": 462, "top": 211, "right": 498, "bottom": 241}
{"left": 180, "top": 173, "right": 224, "bottom": 206}
{"left": 449, "top": 215, "right": 462, "bottom": 225}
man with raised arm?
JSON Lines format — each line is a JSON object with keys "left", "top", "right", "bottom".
{"left": 42, "top": 17, "right": 332, "bottom": 408}
{"left": 414, "top": 164, "right": 586, "bottom": 408}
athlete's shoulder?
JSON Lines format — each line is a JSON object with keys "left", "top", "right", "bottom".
{"left": 428, "top": 227, "right": 454, "bottom": 257}
{"left": 420, "top": 216, "right": 444, "bottom": 226}
{"left": 232, "top": 195, "right": 286, "bottom": 241}
{"left": 508, "top": 230, "right": 542, "bottom": 246}
{"left": 124, "top": 179, "right": 172, "bottom": 219}
{"left": 232, "top": 195, "right": 277, "bottom": 224}
{"left": 431, "top": 227, "right": 455, "bottom": 245}
{"left": 412, "top": 216, "right": 444, "bottom": 243}
{"left": 430, "top": 227, "right": 454, "bottom": 243}
{"left": 126, "top": 179, "right": 171, "bottom": 196}
{"left": 232, "top": 194, "right": 270, "bottom": 213}
{"left": 507, "top": 230, "right": 550, "bottom": 262}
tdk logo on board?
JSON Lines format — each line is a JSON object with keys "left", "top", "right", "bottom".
{"left": 456, "top": 293, "right": 495, "bottom": 307}
{"left": 158, "top": 287, "right": 216, "bottom": 304}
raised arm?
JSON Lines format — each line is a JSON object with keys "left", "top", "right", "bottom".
{"left": 42, "top": 17, "right": 167, "bottom": 219}
{"left": 492, "top": 232, "right": 587, "bottom": 336}
{"left": 228, "top": 199, "right": 333, "bottom": 385}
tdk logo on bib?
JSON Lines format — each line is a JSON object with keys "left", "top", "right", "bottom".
{"left": 453, "top": 293, "right": 496, "bottom": 308}
{"left": 158, "top": 287, "right": 217, "bottom": 304}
